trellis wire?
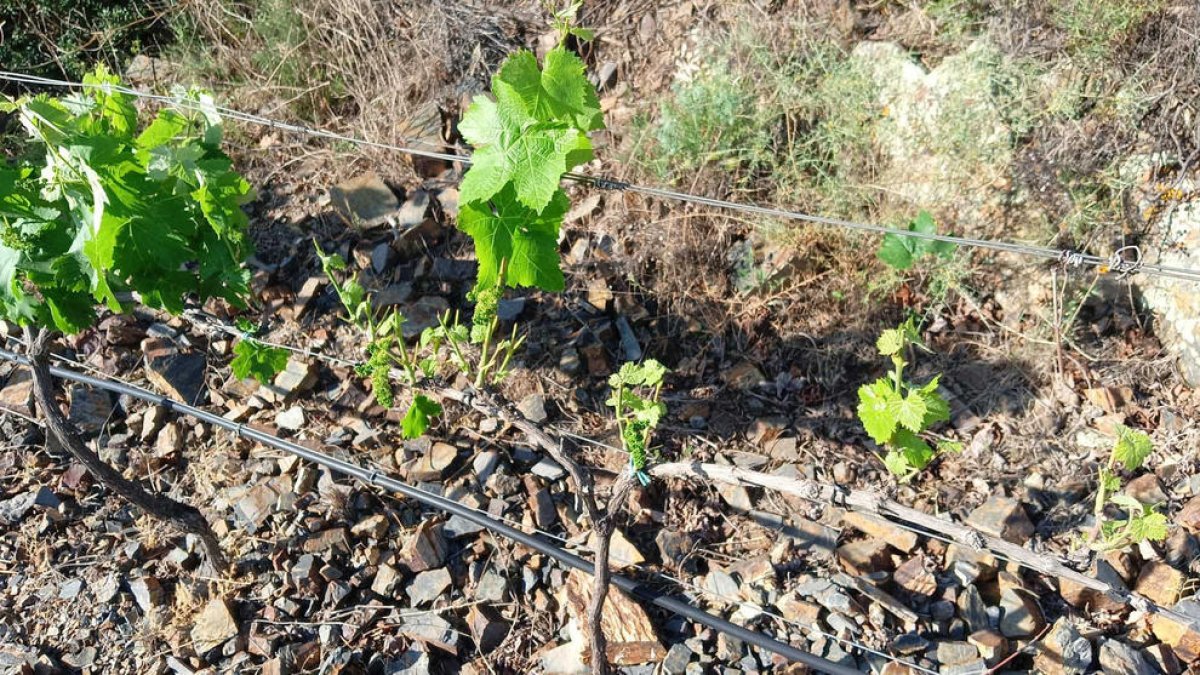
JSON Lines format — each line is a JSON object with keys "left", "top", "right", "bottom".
{"left": 3, "top": 70, "right": 1200, "bottom": 283}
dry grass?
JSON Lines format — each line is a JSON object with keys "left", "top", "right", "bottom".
{"left": 167, "top": 0, "right": 535, "bottom": 182}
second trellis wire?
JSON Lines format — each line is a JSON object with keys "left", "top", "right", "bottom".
{"left": 3, "top": 70, "right": 1200, "bottom": 284}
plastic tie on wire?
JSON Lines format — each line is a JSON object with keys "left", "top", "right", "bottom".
{"left": 1104, "top": 245, "right": 1144, "bottom": 278}
{"left": 590, "top": 176, "right": 630, "bottom": 191}
{"left": 1058, "top": 249, "right": 1085, "bottom": 268}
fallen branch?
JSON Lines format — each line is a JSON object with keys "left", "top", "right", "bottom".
{"left": 648, "top": 460, "right": 1195, "bottom": 629}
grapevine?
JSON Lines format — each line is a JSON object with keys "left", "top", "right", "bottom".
{"left": 0, "top": 65, "right": 255, "bottom": 571}
{"left": 856, "top": 318, "right": 960, "bottom": 481}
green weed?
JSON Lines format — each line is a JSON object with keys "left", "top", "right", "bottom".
{"left": 1051, "top": 0, "right": 1164, "bottom": 65}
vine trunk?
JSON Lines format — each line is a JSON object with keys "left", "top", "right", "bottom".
{"left": 24, "top": 326, "right": 227, "bottom": 572}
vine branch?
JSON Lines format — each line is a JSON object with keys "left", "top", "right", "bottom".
{"left": 24, "top": 326, "right": 227, "bottom": 572}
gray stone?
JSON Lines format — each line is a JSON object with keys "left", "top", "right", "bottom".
{"left": 397, "top": 189, "right": 431, "bottom": 227}
{"left": 959, "top": 584, "right": 990, "bottom": 633}
{"left": 935, "top": 641, "right": 979, "bottom": 666}
{"left": 274, "top": 406, "right": 306, "bottom": 431}
{"left": 58, "top": 578, "right": 84, "bottom": 599}
{"left": 517, "top": 394, "right": 548, "bottom": 423}
{"left": 1036, "top": 617, "right": 1092, "bottom": 675}
{"left": 999, "top": 588, "right": 1045, "bottom": 638}
{"left": 129, "top": 577, "right": 162, "bottom": 612}
{"left": 408, "top": 568, "right": 452, "bottom": 606}
{"left": 372, "top": 563, "right": 402, "bottom": 597}
{"left": 191, "top": 598, "right": 238, "bottom": 654}
{"left": 374, "top": 283, "right": 414, "bottom": 309}
{"left": 444, "top": 514, "right": 484, "bottom": 538}
{"left": 476, "top": 569, "right": 508, "bottom": 603}
{"left": 1138, "top": 190, "right": 1200, "bottom": 385}
{"left": 965, "top": 496, "right": 1034, "bottom": 544}
{"left": 94, "top": 573, "right": 120, "bottom": 603}
{"left": 892, "top": 633, "right": 928, "bottom": 655}
{"left": 372, "top": 242, "right": 396, "bottom": 275}
{"left": 399, "top": 613, "right": 458, "bottom": 652}
{"left": 384, "top": 648, "right": 431, "bottom": 675}
{"left": 473, "top": 451, "right": 500, "bottom": 485}
{"left": 269, "top": 359, "right": 319, "bottom": 401}
{"left": 143, "top": 339, "right": 206, "bottom": 404}
{"left": 62, "top": 646, "right": 96, "bottom": 670}
{"left": 705, "top": 570, "right": 739, "bottom": 600}
{"left": 662, "top": 642, "right": 692, "bottom": 675}
{"left": 656, "top": 529, "right": 694, "bottom": 568}
{"left": 291, "top": 554, "right": 318, "bottom": 584}
{"left": 400, "top": 296, "right": 450, "bottom": 340}
{"left": 1099, "top": 639, "right": 1155, "bottom": 675}
{"left": 0, "top": 369, "right": 33, "bottom": 416}
{"left": 531, "top": 457, "right": 566, "bottom": 481}
{"left": 234, "top": 483, "right": 279, "bottom": 533}
{"left": 0, "top": 490, "right": 37, "bottom": 524}
{"left": 330, "top": 173, "right": 399, "bottom": 227}
{"left": 851, "top": 40, "right": 1014, "bottom": 218}
{"left": 497, "top": 298, "right": 526, "bottom": 321}
{"left": 68, "top": 385, "right": 114, "bottom": 434}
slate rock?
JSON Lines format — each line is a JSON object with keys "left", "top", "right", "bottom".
{"left": 469, "top": 604, "right": 509, "bottom": 654}
{"left": 330, "top": 173, "right": 400, "bottom": 227}
{"left": 965, "top": 496, "right": 1034, "bottom": 544}
{"left": 1099, "top": 639, "right": 1156, "bottom": 675}
{"left": 517, "top": 394, "right": 548, "bottom": 424}
{"left": 191, "top": 598, "right": 239, "bottom": 655}
{"left": 143, "top": 339, "right": 206, "bottom": 404}
{"left": 68, "top": 385, "right": 114, "bottom": 435}
{"left": 662, "top": 642, "right": 692, "bottom": 675}
{"left": 274, "top": 406, "right": 306, "bottom": 431}
{"left": 1034, "top": 617, "right": 1092, "bottom": 674}
{"left": 999, "top": 588, "right": 1045, "bottom": 638}
{"left": 409, "top": 568, "right": 452, "bottom": 606}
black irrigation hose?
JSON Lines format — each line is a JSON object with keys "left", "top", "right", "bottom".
{"left": 0, "top": 348, "right": 861, "bottom": 675}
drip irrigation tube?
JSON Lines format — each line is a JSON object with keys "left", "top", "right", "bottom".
{"left": 0, "top": 347, "right": 861, "bottom": 675}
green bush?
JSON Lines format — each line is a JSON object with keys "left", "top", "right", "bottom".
{"left": 0, "top": 0, "right": 168, "bottom": 82}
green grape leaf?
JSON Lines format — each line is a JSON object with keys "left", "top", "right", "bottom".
{"left": 458, "top": 185, "right": 567, "bottom": 292}
{"left": 231, "top": 339, "right": 289, "bottom": 385}
{"left": 460, "top": 123, "right": 585, "bottom": 212}
{"left": 496, "top": 48, "right": 603, "bottom": 132}
{"left": 917, "top": 378, "right": 951, "bottom": 428}
{"left": 909, "top": 210, "right": 955, "bottom": 259}
{"left": 877, "top": 233, "right": 915, "bottom": 270}
{"left": 857, "top": 379, "right": 900, "bottom": 445}
{"left": 1126, "top": 509, "right": 1168, "bottom": 543}
{"left": 1112, "top": 425, "right": 1152, "bottom": 471}
{"left": 937, "top": 440, "right": 963, "bottom": 454}
{"left": 891, "top": 389, "right": 928, "bottom": 433}
{"left": 892, "top": 428, "right": 935, "bottom": 470}
{"left": 877, "top": 211, "right": 954, "bottom": 269}
{"left": 459, "top": 95, "right": 505, "bottom": 148}
{"left": 402, "top": 394, "right": 443, "bottom": 440}
{"left": 876, "top": 328, "right": 905, "bottom": 356}
{"left": 883, "top": 450, "right": 913, "bottom": 478}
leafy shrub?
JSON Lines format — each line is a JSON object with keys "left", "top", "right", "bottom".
{"left": 857, "top": 319, "right": 960, "bottom": 480}
{"left": 1092, "top": 425, "right": 1168, "bottom": 550}
{"left": 0, "top": 0, "right": 167, "bottom": 83}
{"left": 0, "top": 66, "right": 252, "bottom": 333}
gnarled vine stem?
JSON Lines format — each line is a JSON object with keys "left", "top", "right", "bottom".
{"left": 24, "top": 326, "right": 227, "bottom": 572}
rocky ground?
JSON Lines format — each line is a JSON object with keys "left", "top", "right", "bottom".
{"left": 3, "top": 1, "right": 1200, "bottom": 674}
